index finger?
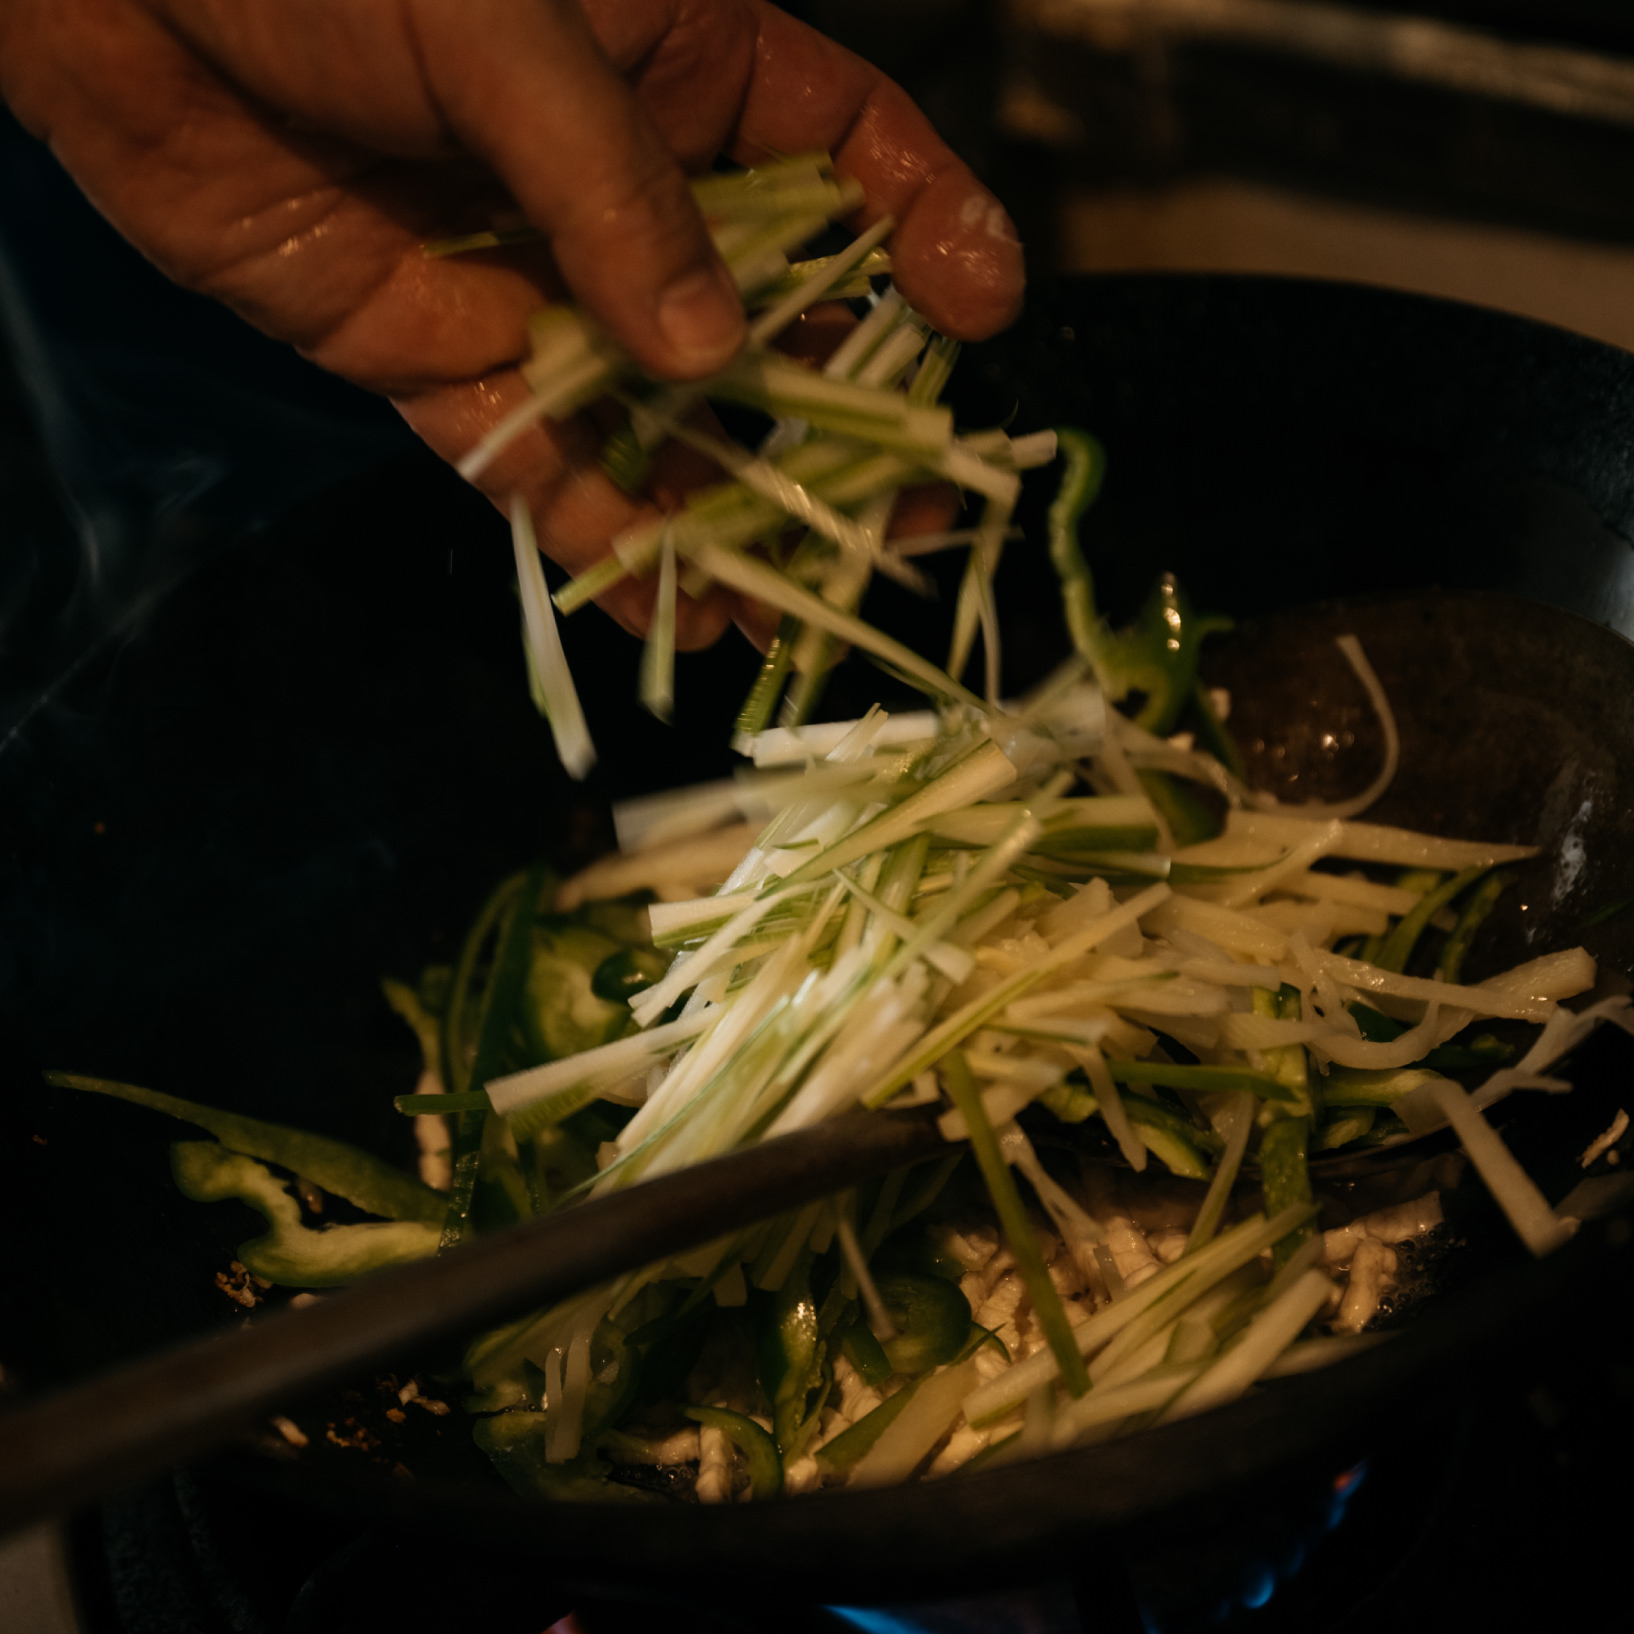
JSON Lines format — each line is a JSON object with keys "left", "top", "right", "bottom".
{"left": 729, "top": 2, "right": 1025, "bottom": 342}
{"left": 574, "top": 0, "right": 1026, "bottom": 343}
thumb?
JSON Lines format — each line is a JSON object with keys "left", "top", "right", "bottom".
{"left": 419, "top": 0, "right": 744, "bottom": 379}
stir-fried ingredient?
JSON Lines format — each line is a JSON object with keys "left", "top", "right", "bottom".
{"left": 50, "top": 659, "right": 1630, "bottom": 1502}
{"left": 49, "top": 152, "right": 1634, "bottom": 1505}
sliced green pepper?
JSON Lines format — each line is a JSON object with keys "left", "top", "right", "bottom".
{"left": 520, "top": 920, "right": 633, "bottom": 1062}
{"left": 1130, "top": 1121, "right": 1210, "bottom": 1180}
{"left": 578, "top": 1319, "right": 641, "bottom": 1435}
{"left": 1252, "top": 984, "right": 1319, "bottom": 1121}
{"left": 683, "top": 1405, "right": 784, "bottom": 1500}
{"left": 591, "top": 945, "right": 668, "bottom": 1004}
{"left": 1187, "top": 677, "right": 1248, "bottom": 781}
{"left": 874, "top": 1273, "right": 973, "bottom": 1375}
{"left": 840, "top": 1323, "right": 894, "bottom": 1388}
{"left": 169, "top": 1142, "right": 438, "bottom": 1285}
{"left": 755, "top": 1253, "right": 831, "bottom": 1460}
{"left": 1038, "top": 1076, "right": 1099, "bottom": 1124}
{"left": 1081, "top": 571, "right": 1227, "bottom": 736}
{"left": 1257, "top": 1116, "right": 1314, "bottom": 1269}
{"left": 1045, "top": 426, "right": 1107, "bottom": 670}
{"left": 472, "top": 1413, "right": 661, "bottom": 1503}
{"left": 49, "top": 1072, "right": 445, "bottom": 1226}
{"left": 442, "top": 861, "right": 554, "bottom": 1246}
{"left": 1250, "top": 986, "right": 1318, "bottom": 1263}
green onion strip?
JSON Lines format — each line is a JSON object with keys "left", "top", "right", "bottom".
{"left": 943, "top": 1051, "right": 1091, "bottom": 1398}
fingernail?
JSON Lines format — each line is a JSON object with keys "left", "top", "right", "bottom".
{"left": 657, "top": 265, "right": 744, "bottom": 369}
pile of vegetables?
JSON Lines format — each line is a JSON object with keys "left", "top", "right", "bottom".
{"left": 51, "top": 152, "right": 1634, "bottom": 1506}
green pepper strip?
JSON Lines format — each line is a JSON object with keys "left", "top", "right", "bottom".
{"left": 1123, "top": 1106, "right": 1211, "bottom": 1180}
{"left": 1122, "top": 576, "right": 1234, "bottom": 736}
{"left": 841, "top": 1323, "right": 894, "bottom": 1387}
{"left": 478, "top": 1103, "right": 534, "bottom": 1225}
{"left": 944, "top": 1051, "right": 1090, "bottom": 1397}
{"left": 876, "top": 1272, "right": 973, "bottom": 1374}
{"left": 1045, "top": 427, "right": 1106, "bottom": 669}
{"left": 1111, "top": 1091, "right": 1224, "bottom": 1154}
{"left": 441, "top": 861, "right": 554, "bottom": 1247}
{"left": 1375, "top": 865, "right": 1489, "bottom": 975}
{"left": 683, "top": 1405, "right": 784, "bottom": 1499}
{"left": 1421, "top": 1035, "right": 1512, "bottom": 1072}
{"left": 1252, "top": 985, "right": 1318, "bottom": 1121}
{"left": 49, "top": 1072, "right": 446, "bottom": 1227}
{"left": 1436, "top": 868, "right": 1515, "bottom": 982}
{"left": 759, "top": 1249, "right": 830, "bottom": 1459}
{"left": 1248, "top": 985, "right": 1317, "bottom": 1264}
{"left": 1258, "top": 1116, "right": 1314, "bottom": 1270}
{"left": 1188, "top": 678, "right": 1248, "bottom": 782}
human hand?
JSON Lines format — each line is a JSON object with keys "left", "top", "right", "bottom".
{"left": 0, "top": 0, "right": 1024, "bottom": 645}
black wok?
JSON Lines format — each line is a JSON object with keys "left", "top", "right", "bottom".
{"left": 4, "top": 274, "right": 1634, "bottom": 1607}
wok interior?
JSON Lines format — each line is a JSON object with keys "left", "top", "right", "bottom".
{"left": 9, "top": 274, "right": 1634, "bottom": 1596}
{"left": 1204, "top": 591, "right": 1634, "bottom": 983}
{"left": 255, "top": 288, "right": 1634, "bottom": 1586}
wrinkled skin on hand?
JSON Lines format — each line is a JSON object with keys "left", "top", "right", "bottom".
{"left": 0, "top": 0, "right": 1025, "bottom": 645}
